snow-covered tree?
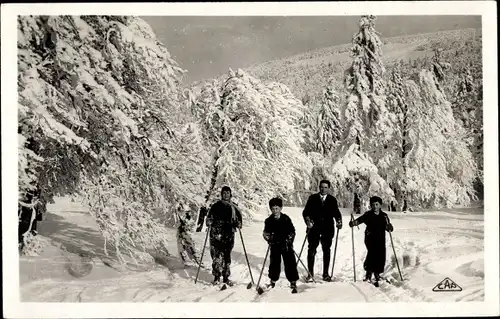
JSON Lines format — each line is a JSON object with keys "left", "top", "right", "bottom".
{"left": 329, "top": 15, "right": 394, "bottom": 211}
{"left": 384, "top": 64, "right": 477, "bottom": 209}
{"left": 18, "top": 15, "right": 208, "bottom": 262}
{"left": 314, "top": 78, "right": 343, "bottom": 156}
{"left": 299, "top": 78, "right": 343, "bottom": 198}
{"left": 383, "top": 61, "right": 419, "bottom": 210}
{"left": 191, "top": 69, "right": 312, "bottom": 217}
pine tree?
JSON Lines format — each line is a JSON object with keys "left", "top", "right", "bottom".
{"left": 330, "top": 15, "right": 394, "bottom": 211}
{"left": 315, "top": 78, "right": 343, "bottom": 156}
{"left": 192, "top": 69, "right": 312, "bottom": 217}
{"left": 384, "top": 65, "right": 478, "bottom": 209}
{"left": 383, "top": 61, "right": 418, "bottom": 210}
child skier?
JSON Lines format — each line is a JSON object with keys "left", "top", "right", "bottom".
{"left": 349, "top": 196, "right": 394, "bottom": 287}
{"left": 262, "top": 197, "right": 299, "bottom": 293}
{"left": 177, "top": 204, "right": 203, "bottom": 267}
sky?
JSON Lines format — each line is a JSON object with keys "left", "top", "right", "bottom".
{"left": 141, "top": 15, "right": 481, "bottom": 84}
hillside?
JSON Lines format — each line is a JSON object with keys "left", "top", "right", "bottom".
{"left": 244, "top": 28, "right": 480, "bottom": 101}
{"left": 190, "top": 28, "right": 480, "bottom": 102}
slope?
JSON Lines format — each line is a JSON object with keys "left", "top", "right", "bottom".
{"left": 19, "top": 196, "right": 484, "bottom": 303}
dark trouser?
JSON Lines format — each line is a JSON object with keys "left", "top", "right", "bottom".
{"left": 363, "top": 234, "right": 386, "bottom": 275}
{"left": 268, "top": 244, "right": 299, "bottom": 283}
{"left": 209, "top": 233, "right": 235, "bottom": 279}
{"left": 307, "top": 227, "right": 335, "bottom": 276}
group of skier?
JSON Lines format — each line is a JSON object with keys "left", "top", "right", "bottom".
{"left": 178, "top": 179, "right": 395, "bottom": 292}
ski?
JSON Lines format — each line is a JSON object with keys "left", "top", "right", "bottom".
{"left": 365, "top": 277, "right": 391, "bottom": 288}
{"left": 256, "top": 283, "right": 275, "bottom": 295}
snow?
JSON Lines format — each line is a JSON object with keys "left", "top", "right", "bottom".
{"left": 18, "top": 197, "right": 485, "bottom": 307}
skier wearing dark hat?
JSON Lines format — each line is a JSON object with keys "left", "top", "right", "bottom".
{"left": 205, "top": 186, "right": 243, "bottom": 286}
{"left": 262, "top": 197, "right": 299, "bottom": 292}
{"left": 349, "top": 196, "right": 394, "bottom": 286}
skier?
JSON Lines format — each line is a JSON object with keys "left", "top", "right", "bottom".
{"left": 262, "top": 197, "right": 299, "bottom": 293}
{"left": 302, "top": 179, "right": 343, "bottom": 282}
{"left": 349, "top": 196, "right": 394, "bottom": 286}
{"left": 176, "top": 203, "right": 202, "bottom": 267}
{"left": 205, "top": 186, "right": 242, "bottom": 286}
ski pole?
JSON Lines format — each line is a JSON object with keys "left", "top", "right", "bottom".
{"left": 256, "top": 245, "right": 271, "bottom": 293}
{"left": 330, "top": 227, "right": 340, "bottom": 278}
{"left": 194, "top": 225, "right": 210, "bottom": 284}
{"left": 239, "top": 229, "right": 255, "bottom": 288}
{"left": 295, "top": 227, "right": 310, "bottom": 266}
{"left": 386, "top": 216, "right": 403, "bottom": 281}
{"left": 294, "top": 250, "right": 316, "bottom": 283}
{"left": 350, "top": 214, "right": 356, "bottom": 282}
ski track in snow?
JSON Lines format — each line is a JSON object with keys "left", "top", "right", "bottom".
{"left": 20, "top": 198, "right": 484, "bottom": 303}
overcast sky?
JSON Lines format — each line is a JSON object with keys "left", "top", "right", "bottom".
{"left": 141, "top": 15, "right": 481, "bottom": 83}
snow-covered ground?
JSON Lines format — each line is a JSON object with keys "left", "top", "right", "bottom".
{"left": 17, "top": 196, "right": 486, "bottom": 307}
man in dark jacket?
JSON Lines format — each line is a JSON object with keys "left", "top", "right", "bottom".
{"left": 302, "top": 179, "right": 343, "bottom": 282}
{"left": 205, "top": 186, "right": 243, "bottom": 286}
{"left": 263, "top": 197, "right": 299, "bottom": 291}
{"left": 349, "top": 196, "right": 394, "bottom": 286}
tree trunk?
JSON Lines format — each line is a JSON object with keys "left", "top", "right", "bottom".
{"left": 353, "top": 193, "right": 361, "bottom": 214}
{"left": 401, "top": 110, "right": 411, "bottom": 212}
{"left": 195, "top": 153, "right": 220, "bottom": 231}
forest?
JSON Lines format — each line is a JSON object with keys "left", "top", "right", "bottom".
{"left": 18, "top": 15, "right": 482, "bottom": 264}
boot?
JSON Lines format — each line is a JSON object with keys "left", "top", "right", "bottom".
{"left": 212, "top": 276, "right": 221, "bottom": 285}
{"left": 223, "top": 277, "right": 234, "bottom": 287}
{"left": 322, "top": 274, "right": 332, "bottom": 282}
{"left": 363, "top": 271, "right": 372, "bottom": 282}
{"left": 307, "top": 251, "right": 316, "bottom": 279}
{"left": 290, "top": 281, "right": 297, "bottom": 289}
{"left": 323, "top": 250, "right": 331, "bottom": 279}
{"left": 267, "top": 280, "right": 276, "bottom": 288}
{"left": 374, "top": 273, "right": 381, "bottom": 282}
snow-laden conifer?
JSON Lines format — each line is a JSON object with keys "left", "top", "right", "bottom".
{"left": 192, "top": 69, "right": 312, "bottom": 217}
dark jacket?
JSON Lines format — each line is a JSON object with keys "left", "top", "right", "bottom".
{"left": 352, "top": 210, "right": 393, "bottom": 238}
{"left": 302, "top": 193, "right": 342, "bottom": 233}
{"left": 263, "top": 213, "right": 295, "bottom": 247}
{"left": 206, "top": 200, "right": 243, "bottom": 237}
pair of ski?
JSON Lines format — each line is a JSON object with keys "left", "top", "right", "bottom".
{"left": 257, "top": 282, "right": 298, "bottom": 295}
{"left": 362, "top": 277, "right": 391, "bottom": 288}
{"left": 211, "top": 280, "right": 253, "bottom": 291}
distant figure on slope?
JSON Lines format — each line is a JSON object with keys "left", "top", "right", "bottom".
{"left": 205, "top": 186, "right": 242, "bottom": 286}
{"left": 349, "top": 196, "right": 394, "bottom": 286}
{"left": 262, "top": 197, "right": 299, "bottom": 291}
{"left": 176, "top": 204, "right": 202, "bottom": 267}
{"left": 302, "top": 179, "right": 343, "bottom": 282}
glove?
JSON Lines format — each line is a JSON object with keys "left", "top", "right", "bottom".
{"left": 336, "top": 221, "right": 343, "bottom": 230}
{"left": 284, "top": 233, "right": 294, "bottom": 251}
{"left": 206, "top": 219, "right": 212, "bottom": 227}
{"left": 263, "top": 232, "right": 273, "bottom": 243}
{"left": 349, "top": 220, "right": 356, "bottom": 228}
{"left": 305, "top": 217, "right": 314, "bottom": 229}
{"left": 386, "top": 223, "right": 394, "bottom": 232}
